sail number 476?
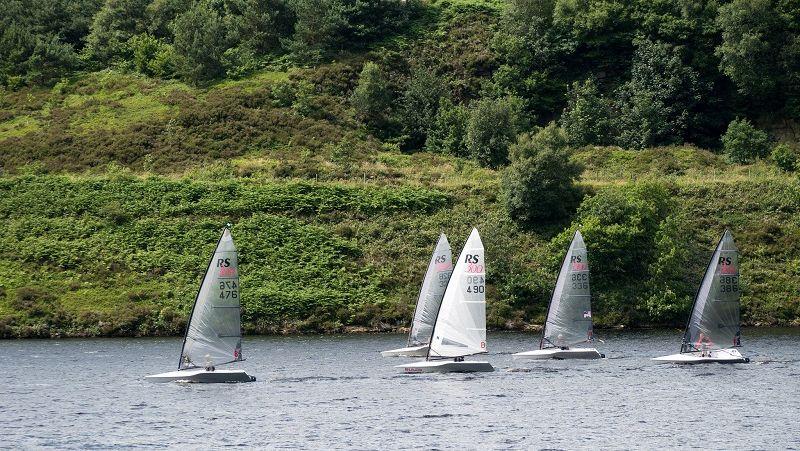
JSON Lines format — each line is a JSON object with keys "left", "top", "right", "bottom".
{"left": 219, "top": 281, "right": 239, "bottom": 299}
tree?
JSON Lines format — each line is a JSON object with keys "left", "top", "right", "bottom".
{"left": 716, "top": 0, "right": 784, "bottom": 99}
{"left": 502, "top": 123, "right": 583, "bottom": 226}
{"left": 399, "top": 67, "right": 446, "bottom": 150}
{"left": 283, "top": 0, "right": 346, "bottom": 63}
{"left": 172, "top": 1, "right": 229, "bottom": 83}
{"left": 721, "top": 118, "right": 770, "bottom": 163}
{"left": 425, "top": 98, "right": 469, "bottom": 157}
{"left": 465, "top": 96, "right": 524, "bottom": 168}
{"left": 350, "top": 62, "right": 391, "bottom": 129}
{"left": 560, "top": 79, "right": 612, "bottom": 147}
{"left": 83, "top": 0, "right": 150, "bottom": 65}
{"left": 613, "top": 38, "right": 705, "bottom": 149}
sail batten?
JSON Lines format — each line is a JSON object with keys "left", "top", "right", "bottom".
{"left": 541, "top": 231, "right": 593, "bottom": 349}
{"left": 408, "top": 234, "right": 454, "bottom": 346}
{"left": 428, "top": 228, "right": 486, "bottom": 359}
{"left": 179, "top": 228, "right": 244, "bottom": 370}
{"left": 681, "top": 230, "right": 741, "bottom": 353}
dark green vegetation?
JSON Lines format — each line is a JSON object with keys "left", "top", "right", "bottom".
{"left": 1, "top": 0, "right": 799, "bottom": 337}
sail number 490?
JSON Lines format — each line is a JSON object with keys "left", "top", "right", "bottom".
{"left": 466, "top": 276, "right": 485, "bottom": 293}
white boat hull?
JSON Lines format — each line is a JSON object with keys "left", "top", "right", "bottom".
{"left": 145, "top": 368, "right": 256, "bottom": 383}
{"left": 381, "top": 344, "right": 429, "bottom": 357}
{"left": 652, "top": 348, "right": 749, "bottom": 364}
{"left": 513, "top": 348, "right": 603, "bottom": 360}
{"left": 396, "top": 360, "right": 494, "bottom": 373}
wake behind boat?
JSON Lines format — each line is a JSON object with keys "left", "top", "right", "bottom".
{"left": 146, "top": 227, "right": 256, "bottom": 383}
{"left": 653, "top": 230, "right": 749, "bottom": 364}
{"left": 514, "top": 230, "right": 602, "bottom": 360}
{"left": 382, "top": 233, "right": 453, "bottom": 357}
{"left": 396, "top": 228, "right": 494, "bottom": 373}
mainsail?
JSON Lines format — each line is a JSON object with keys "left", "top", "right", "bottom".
{"left": 541, "top": 230, "right": 593, "bottom": 349}
{"left": 428, "top": 228, "right": 486, "bottom": 359}
{"left": 681, "top": 230, "right": 741, "bottom": 353}
{"left": 179, "top": 228, "right": 244, "bottom": 369}
{"left": 408, "top": 233, "right": 453, "bottom": 346}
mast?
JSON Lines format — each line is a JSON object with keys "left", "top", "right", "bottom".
{"left": 178, "top": 228, "right": 226, "bottom": 369}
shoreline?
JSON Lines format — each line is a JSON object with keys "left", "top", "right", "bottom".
{"left": 2, "top": 323, "right": 798, "bottom": 340}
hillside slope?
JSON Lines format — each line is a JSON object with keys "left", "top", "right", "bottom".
{"left": 1, "top": 1, "right": 799, "bottom": 338}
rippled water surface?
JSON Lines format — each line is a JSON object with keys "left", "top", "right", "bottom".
{"left": 2, "top": 329, "right": 799, "bottom": 449}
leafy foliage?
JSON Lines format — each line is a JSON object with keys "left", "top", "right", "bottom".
{"left": 772, "top": 143, "right": 798, "bottom": 172}
{"left": 350, "top": 62, "right": 391, "bottom": 129}
{"left": 465, "top": 96, "right": 523, "bottom": 168}
{"left": 722, "top": 118, "right": 771, "bottom": 164}
{"left": 502, "top": 124, "right": 583, "bottom": 226}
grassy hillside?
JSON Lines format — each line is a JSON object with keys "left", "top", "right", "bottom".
{"left": 1, "top": 0, "right": 799, "bottom": 338}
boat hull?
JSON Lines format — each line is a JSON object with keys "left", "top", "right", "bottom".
{"left": 395, "top": 360, "right": 494, "bottom": 373}
{"left": 145, "top": 368, "right": 256, "bottom": 383}
{"left": 652, "top": 348, "right": 749, "bottom": 364}
{"left": 513, "top": 348, "right": 603, "bottom": 360}
{"left": 381, "top": 344, "right": 429, "bottom": 357}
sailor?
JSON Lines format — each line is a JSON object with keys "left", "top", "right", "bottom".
{"left": 557, "top": 333, "right": 568, "bottom": 350}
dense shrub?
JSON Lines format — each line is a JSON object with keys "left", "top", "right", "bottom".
{"left": 613, "top": 39, "right": 705, "bottom": 149}
{"left": 561, "top": 79, "right": 612, "bottom": 147}
{"left": 398, "top": 67, "right": 446, "bottom": 151}
{"left": 424, "top": 98, "right": 469, "bottom": 157}
{"left": 83, "top": 0, "right": 150, "bottom": 65}
{"left": 350, "top": 62, "right": 391, "bottom": 129}
{"left": 502, "top": 124, "right": 583, "bottom": 226}
{"left": 722, "top": 118, "right": 771, "bottom": 163}
{"left": 772, "top": 143, "right": 797, "bottom": 172}
{"left": 465, "top": 96, "right": 524, "bottom": 168}
{"left": 172, "top": 1, "right": 229, "bottom": 83}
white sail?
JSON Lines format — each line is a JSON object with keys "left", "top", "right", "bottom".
{"left": 429, "top": 228, "right": 486, "bottom": 358}
{"left": 542, "top": 230, "right": 593, "bottom": 348}
{"left": 408, "top": 233, "right": 453, "bottom": 346}
{"left": 179, "top": 228, "right": 243, "bottom": 370}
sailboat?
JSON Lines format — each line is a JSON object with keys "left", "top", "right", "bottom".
{"left": 396, "top": 228, "right": 494, "bottom": 373}
{"left": 653, "top": 229, "right": 749, "bottom": 364}
{"left": 382, "top": 234, "right": 454, "bottom": 357}
{"left": 146, "top": 227, "right": 256, "bottom": 382}
{"left": 513, "top": 230, "right": 603, "bottom": 360}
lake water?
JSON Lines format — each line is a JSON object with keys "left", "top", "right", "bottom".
{"left": 2, "top": 329, "right": 799, "bottom": 449}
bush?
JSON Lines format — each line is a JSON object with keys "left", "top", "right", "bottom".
{"left": 128, "top": 33, "right": 176, "bottom": 77}
{"left": 83, "top": 0, "right": 150, "bottom": 65}
{"left": 772, "top": 143, "right": 797, "bottom": 172}
{"left": 613, "top": 39, "right": 704, "bottom": 149}
{"left": 172, "top": 1, "right": 229, "bottom": 83}
{"left": 502, "top": 125, "right": 583, "bottom": 226}
{"left": 398, "top": 67, "right": 446, "bottom": 151}
{"left": 722, "top": 118, "right": 770, "bottom": 163}
{"left": 283, "top": 0, "right": 346, "bottom": 63}
{"left": 425, "top": 98, "right": 469, "bottom": 157}
{"left": 350, "top": 62, "right": 391, "bottom": 129}
{"left": 465, "top": 96, "right": 523, "bottom": 168}
{"left": 561, "top": 79, "right": 612, "bottom": 147}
